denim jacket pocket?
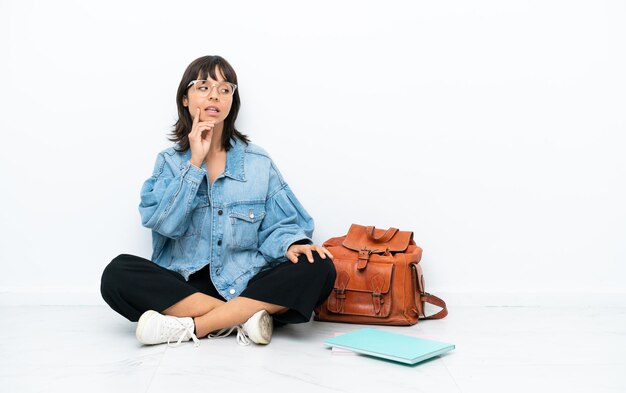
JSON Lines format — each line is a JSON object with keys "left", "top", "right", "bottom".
{"left": 228, "top": 204, "right": 266, "bottom": 249}
{"left": 183, "top": 191, "right": 210, "bottom": 237}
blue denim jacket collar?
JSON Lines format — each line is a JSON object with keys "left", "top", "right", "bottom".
{"left": 222, "top": 138, "right": 246, "bottom": 182}
{"left": 182, "top": 138, "right": 246, "bottom": 182}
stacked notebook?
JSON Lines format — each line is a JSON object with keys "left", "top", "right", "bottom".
{"left": 324, "top": 328, "right": 455, "bottom": 365}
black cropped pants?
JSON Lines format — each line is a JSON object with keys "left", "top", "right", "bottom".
{"left": 100, "top": 253, "right": 336, "bottom": 325}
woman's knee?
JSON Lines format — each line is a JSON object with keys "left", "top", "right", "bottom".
{"left": 100, "top": 254, "right": 135, "bottom": 295}
{"left": 310, "top": 253, "right": 337, "bottom": 280}
{"left": 311, "top": 256, "right": 337, "bottom": 305}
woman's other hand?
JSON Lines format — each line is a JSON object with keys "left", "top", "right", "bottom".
{"left": 189, "top": 107, "right": 215, "bottom": 167}
{"left": 286, "top": 244, "right": 334, "bottom": 264}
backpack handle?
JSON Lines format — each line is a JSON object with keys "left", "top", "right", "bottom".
{"left": 366, "top": 226, "right": 399, "bottom": 243}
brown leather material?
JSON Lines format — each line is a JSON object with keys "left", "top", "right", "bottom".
{"left": 342, "top": 224, "right": 413, "bottom": 253}
{"left": 315, "top": 224, "right": 448, "bottom": 326}
{"left": 332, "top": 270, "right": 350, "bottom": 313}
{"left": 421, "top": 293, "right": 448, "bottom": 320}
{"left": 411, "top": 263, "right": 425, "bottom": 316}
{"left": 366, "top": 226, "right": 398, "bottom": 242}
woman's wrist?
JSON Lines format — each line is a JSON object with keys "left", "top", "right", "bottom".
{"left": 189, "top": 158, "right": 203, "bottom": 168}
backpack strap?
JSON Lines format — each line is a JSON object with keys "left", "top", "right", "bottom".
{"left": 421, "top": 293, "right": 448, "bottom": 320}
{"left": 410, "top": 263, "right": 448, "bottom": 320}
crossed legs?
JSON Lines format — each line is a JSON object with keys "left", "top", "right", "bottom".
{"left": 101, "top": 253, "right": 335, "bottom": 340}
{"left": 162, "top": 292, "right": 287, "bottom": 337}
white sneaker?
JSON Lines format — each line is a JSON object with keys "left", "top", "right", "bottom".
{"left": 242, "top": 310, "right": 273, "bottom": 344}
{"left": 209, "top": 310, "right": 273, "bottom": 346}
{"left": 136, "top": 310, "right": 199, "bottom": 347}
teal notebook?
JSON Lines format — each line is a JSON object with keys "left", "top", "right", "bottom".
{"left": 324, "top": 328, "right": 455, "bottom": 365}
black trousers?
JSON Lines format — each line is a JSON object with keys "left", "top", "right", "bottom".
{"left": 100, "top": 253, "right": 336, "bottom": 325}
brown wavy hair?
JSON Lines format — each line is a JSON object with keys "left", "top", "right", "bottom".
{"left": 170, "top": 55, "right": 249, "bottom": 152}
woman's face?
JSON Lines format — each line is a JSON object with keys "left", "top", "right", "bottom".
{"left": 183, "top": 66, "right": 234, "bottom": 125}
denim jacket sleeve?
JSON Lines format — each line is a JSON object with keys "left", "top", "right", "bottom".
{"left": 139, "top": 152, "right": 206, "bottom": 239}
{"left": 257, "top": 162, "right": 314, "bottom": 262}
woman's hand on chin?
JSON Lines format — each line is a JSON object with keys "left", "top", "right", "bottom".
{"left": 189, "top": 107, "right": 215, "bottom": 167}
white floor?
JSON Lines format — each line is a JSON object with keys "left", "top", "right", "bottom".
{"left": 1, "top": 305, "right": 624, "bottom": 393}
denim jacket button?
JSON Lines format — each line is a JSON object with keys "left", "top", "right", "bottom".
{"left": 229, "top": 288, "right": 235, "bottom": 295}
{"left": 217, "top": 240, "right": 222, "bottom": 246}
{"left": 218, "top": 209, "right": 223, "bottom": 215}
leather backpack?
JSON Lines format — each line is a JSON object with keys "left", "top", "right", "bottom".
{"left": 314, "top": 224, "right": 448, "bottom": 325}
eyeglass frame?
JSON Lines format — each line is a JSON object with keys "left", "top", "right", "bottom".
{"left": 186, "top": 80, "right": 238, "bottom": 97}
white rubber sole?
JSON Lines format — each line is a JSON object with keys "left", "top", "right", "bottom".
{"left": 245, "top": 310, "right": 273, "bottom": 344}
{"left": 136, "top": 310, "right": 159, "bottom": 344}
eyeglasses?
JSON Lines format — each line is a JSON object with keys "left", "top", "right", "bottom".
{"left": 187, "top": 80, "right": 237, "bottom": 97}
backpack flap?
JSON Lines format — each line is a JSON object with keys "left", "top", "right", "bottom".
{"left": 327, "top": 258, "right": 394, "bottom": 318}
{"left": 342, "top": 224, "right": 413, "bottom": 255}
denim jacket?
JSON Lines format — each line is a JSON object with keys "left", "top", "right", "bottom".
{"left": 138, "top": 137, "right": 313, "bottom": 300}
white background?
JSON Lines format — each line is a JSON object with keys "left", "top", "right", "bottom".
{"left": 1, "top": 0, "right": 624, "bottom": 305}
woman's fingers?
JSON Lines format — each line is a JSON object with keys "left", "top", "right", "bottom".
{"left": 190, "top": 108, "right": 215, "bottom": 137}
{"left": 301, "top": 245, "right": 319, "bottom": 263}
{"left": 190, "top": 108, "right": 201, "bottom": 136}
{"left": 189, "top": 108, "right": 199, "bottom": 138}
{"left": 304, "top": 247, "right": 314, "bottom": 263}
{"left": 193, "top": 107, "right": 200, "bottom": 125}
{"left": 197, "top": 122, "right": 215, "bottom": 134}
{"left": 286, "top": 244, "right": 333, "bottom": 264}
{"left": 318, "top": 246, "right": 333, "bottom": 260}
{"left": 191, "top": 124, "right": 214, "bottom": 141}
{"left": 200, "top": 125, "right": 213, "bottom": 142}
{"left": 287, "top": 250, "right": 299, "bottom": 263}
{"left": 188, "top": 108, "right": 217, "bottom": 166}
{"left": 287, "top": 245, "right": 311, "bottom": 263}
{"left": 311, "top": 245, "right": 325, "bottom": 259}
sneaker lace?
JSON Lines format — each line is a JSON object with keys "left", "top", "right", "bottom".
{"left": 208, "top": 325, "right": 250, "bottom": 346}
{"left": 165, "top": 320, "right": 200, "bottom": 348}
